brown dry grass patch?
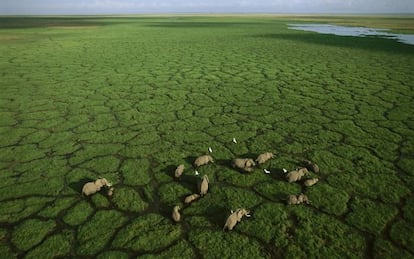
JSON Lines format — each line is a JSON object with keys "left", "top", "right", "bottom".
{"left": 47, "top": 25, "right": 99, "bottom": 30}
{"left": 0, "top": 34, "right": 23, "bottom": 42}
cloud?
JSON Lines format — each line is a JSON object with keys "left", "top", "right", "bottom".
{"left": 1, "top": 0, "right": 414, "bottom": 14}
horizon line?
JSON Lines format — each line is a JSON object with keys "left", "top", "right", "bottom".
{"left": 1, "top": 12, "right": 414, "bottom": 17}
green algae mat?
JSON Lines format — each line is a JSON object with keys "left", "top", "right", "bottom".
{"left": 0, "top": 15, "right": 414, "bottom": 258}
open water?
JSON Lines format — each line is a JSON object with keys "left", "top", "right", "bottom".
{"left": 288, "top": 23, "right": 414, "bottom": 45}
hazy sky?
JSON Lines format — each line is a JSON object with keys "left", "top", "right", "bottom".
{"left": 1, "top": 0, "right": 414, "bottom": 15}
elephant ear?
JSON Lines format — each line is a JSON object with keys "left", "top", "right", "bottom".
{"left": 244, "top": 160, "right": 250, "bottom": 168}
{"left": 102, "top": 178, "right": 110, "bottom": 186}
{"left": 236, "top": 209, "right": 244, "bottom": 219}
{"left": 95, "top": 179, "right": 104, "bottom": 188}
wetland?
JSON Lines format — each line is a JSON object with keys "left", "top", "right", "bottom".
{"left": 0, "top": 15, "right": 413, "bottom": 258}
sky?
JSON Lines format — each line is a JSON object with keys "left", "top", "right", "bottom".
{"left": 1, "top": 0, "right": 414, "bottom": 15}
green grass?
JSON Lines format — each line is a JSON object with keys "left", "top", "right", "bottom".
{"left": 0, "top": 15, "right": 413, "bottom": 257}
{"left": 11, "top": 218, "right": 56, "bottom": 251}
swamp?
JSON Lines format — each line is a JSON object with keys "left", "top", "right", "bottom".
{"left": 0, "top": 15, "right": 413, "bottom": 258}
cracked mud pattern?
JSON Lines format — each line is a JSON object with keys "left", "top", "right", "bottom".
{"left": 0, "top": 16, "right": 414, "bottom": 258}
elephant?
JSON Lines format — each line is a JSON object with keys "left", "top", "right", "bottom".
{"left": 223, "top": 208, "right": 251, "bottom": 231}
{"left": 107, "top": 187, "right": 114, "bottom": 197}
{"left": 287, "top": 194, "right": 309, "bottom": 205}
{"left": 175, "top": 164, "right": 185, "bottom": 178}
{"left": 199, "top": 175, "right": 209, "bottom": 196}
{"left": 256, "top": 152, "right": 274, "bottom": 164}
{"left": 304, "top": 178, "right": 319, "bottom": 187}
{"left": 82, "top": 178, "right": 112, "bottom": 196}
{"left": 303, "top": 160, "right": 320, "bottom": 173}
{"left": 297, "top": 193, "right": 310, "bottom": 204}
{"left": 184, "top": 193, "right": 200, "bottom": 204}
{"left": 287, "top": 194, "right": 298, "bottom": 205}
{"left": 194, "top": 155, "right": 214, "bottom": 167}
{"left": 172, "top": 205, "right": 181, "bottom": 222}
{"left": 286, "top": 167, "right": 309, "bottom": 183}
{"left": 232, "top": 158, "right": 256, "bottom": 173}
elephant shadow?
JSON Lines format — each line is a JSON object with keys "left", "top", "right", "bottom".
{"left": 215, "top": 158, "right": 232, "bottom": 168}
{"left": 69, "top": 177, "right": 93, "bottom": 195}
{"left": 180, "top": 180, "right": 199, "bottom": 195}
{"left": 268, "top": 167, "right": 287, "bottom": 181}
{"left": 158, "top": 203, "right": 174, "bottom": 220}
{"left": 180, "top": 174, "right": 200, "bottom": 185}
{"left": 204, "top": 205, "right": 228, "bottom": 227}
{"left": 163, "top": 165, "right": 178, "bottom": 179}
{"left": 185, "top": 156, "right": 197, "bottom": 167}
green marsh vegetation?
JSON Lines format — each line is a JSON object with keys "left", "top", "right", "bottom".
{"left": 0, "top": 15, "right": 413, "bottom": 257}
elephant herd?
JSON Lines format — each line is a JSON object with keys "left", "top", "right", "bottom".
{"left": 169, "top": 152, "right": 320, "bottom": 231}
{"left": 81, "top": 151, "right": 320, "bottom": 232}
